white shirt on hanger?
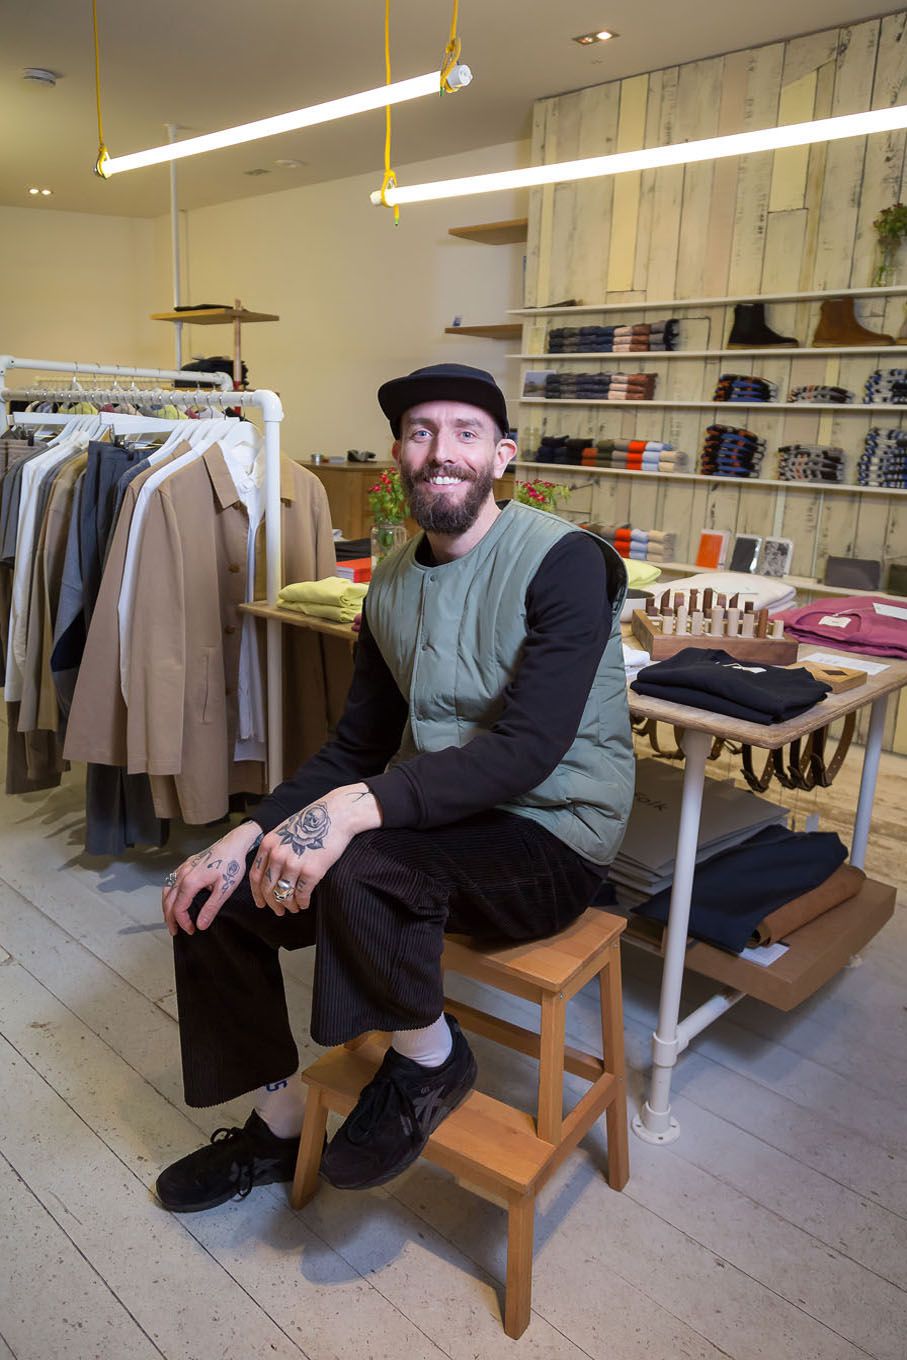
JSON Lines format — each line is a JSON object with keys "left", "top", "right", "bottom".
{"left": 226, "top": 434, "right": 267, "bottom": 762}
{"left": 5, "top": 427, "right": 92, "bottom": 702}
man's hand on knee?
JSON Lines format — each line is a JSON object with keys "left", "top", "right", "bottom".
{"left": 250, "top": 784, "right": 382, "bottom": 916}
{"left": 162, "top": 821, "right": 263, "bottom": 936}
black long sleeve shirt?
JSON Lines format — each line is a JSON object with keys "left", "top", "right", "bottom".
{"left": 248, "top": 530, "right": 612, "bottom": 834}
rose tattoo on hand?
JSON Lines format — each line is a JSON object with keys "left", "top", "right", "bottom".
{"left": 275, "top": 802, "right": 332, "bottom": 857}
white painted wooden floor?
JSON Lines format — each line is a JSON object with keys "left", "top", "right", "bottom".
{"left": 1, "top": 721, "right": 905, "bottom": 1360}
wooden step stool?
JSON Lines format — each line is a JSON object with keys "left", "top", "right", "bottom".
{"left": 291, "top": 907, "right": 628, "bottom": 1339}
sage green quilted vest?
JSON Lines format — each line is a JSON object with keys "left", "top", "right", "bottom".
{"left": 366, "top": 501, "right": 634, "bottom": 865}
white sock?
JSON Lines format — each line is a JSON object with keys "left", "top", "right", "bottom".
{"left": 254, "top": 1072, "right": 305, "bottom": 1139}
{"left": 392, "top": 1014, "right": 452, "bottom": 1068}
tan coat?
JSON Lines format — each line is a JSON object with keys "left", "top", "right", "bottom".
{"left": 65, "top": 444, "right": 337, "bottom": 824}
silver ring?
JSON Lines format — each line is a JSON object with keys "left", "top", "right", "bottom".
{"left": 275, "top": 877, "right": 293, "bottom": 892}
{"left": 272, "top": 886, "right": 292, "bottom": 903}
{"left": 164, "top": 871, "right": 177, "bottom": 887}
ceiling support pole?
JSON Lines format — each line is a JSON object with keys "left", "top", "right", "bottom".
{"left": 166, "top": 123, "right": 183, "bottom": 369}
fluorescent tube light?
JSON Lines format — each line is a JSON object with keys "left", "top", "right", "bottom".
{"left": 99, "top": 71, "right": 445, "bottom": 177}
{"left": 370, "top": 104, "right": 907, "bottom": 206}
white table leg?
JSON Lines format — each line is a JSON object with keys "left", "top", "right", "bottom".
{"left": 850, "top": 695, "right": 889, "bottom": 871}
{"left": 633, "top": 727, "right": 712, "bottom": 1145}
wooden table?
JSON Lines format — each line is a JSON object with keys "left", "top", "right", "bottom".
{"left": 626, "top": 651, "right": 907, "bottom": 1145}
{"left": 239, "top": 599, "right": 358, "bottom": 650}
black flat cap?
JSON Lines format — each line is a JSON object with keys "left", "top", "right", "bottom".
{"left": 378, "top": 363, "right": 509, "bottom": 438}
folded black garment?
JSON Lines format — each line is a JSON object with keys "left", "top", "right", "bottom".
{"left": 631, "top": 647, "right": 830, "bottom": 723}
{"left": 633, "top": 824, "right": 848, "bottom": 952}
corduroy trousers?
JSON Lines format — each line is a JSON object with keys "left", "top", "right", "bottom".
{"left": 174, "top": 810, "right": 603, "bottom": 1107}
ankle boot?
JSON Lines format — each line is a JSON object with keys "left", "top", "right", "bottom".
{"left": 726, "top": 302, "right": 798, "bottom": 348}
{"left": 812, "top": 297, "right": 894, "bottom": 347}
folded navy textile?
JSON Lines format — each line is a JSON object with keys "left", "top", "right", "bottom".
{"left": 630, "top": 647, "right": 830, "bottom": 723}
{"left": 632, "top": 824, "right": 848, "bottom": 952}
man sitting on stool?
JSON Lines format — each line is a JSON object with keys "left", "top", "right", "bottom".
{"left": 156, "top": 363, "right": 633, "bottom": 1212}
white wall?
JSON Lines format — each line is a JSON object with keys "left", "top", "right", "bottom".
{"left": 0, "top": 205, "right": 167, "bottom": 371}
{"left": 0, "top": 140, "right": 528, "bottom": 447}
{"left": 156, "top": 140, "right": 529, "bottom": 455}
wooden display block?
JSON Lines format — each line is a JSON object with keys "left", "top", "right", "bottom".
{"left": 788, "top": 659, "right": 868, "bottom": 692}
{"left": 630, "top": 610, "right": 799, "bottom": 664}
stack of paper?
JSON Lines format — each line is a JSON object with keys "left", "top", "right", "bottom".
{"left": 612, "top": 760, "right": 789, "bottom": 904}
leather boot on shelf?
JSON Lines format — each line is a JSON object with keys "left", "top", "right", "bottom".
{"left": 812, "top": 297, "right": 894, "bottom": 347}
{"left": 726, "top": 302, "right": 798, "bottom": 348}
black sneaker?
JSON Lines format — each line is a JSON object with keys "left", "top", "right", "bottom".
{"left": 320, "top": 1014, "right": 477, "bottom": 1191}
{"left": 155, "top": 1110, "right": 300, "bottom": 1213}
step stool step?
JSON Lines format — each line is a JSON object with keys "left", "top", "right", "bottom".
{"left": 304, "top": 1042, "right": 552, "bottom": 1194}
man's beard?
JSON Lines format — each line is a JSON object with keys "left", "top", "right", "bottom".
{"left": 400, "top": 462, "right": 495, "bottom": 534}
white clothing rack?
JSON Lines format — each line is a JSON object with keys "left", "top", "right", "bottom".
{"left": 1, "top": 356, "right": 286, "bottom": 788}
{"left": 0, "top": 354, "right": 233, "bottom": 390}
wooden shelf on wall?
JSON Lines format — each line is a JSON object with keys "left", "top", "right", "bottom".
{"left": 512, "top": 346, "right": 907, "bottom": 359}
{"left": 445, "top": 324, "right": 522, "bottom": 340}
{"left": 519, "top": 396, "right": 907, "bottom": 413}
{"left": 448, "top": 218, "right": 528, "bottom": 245}
{"left": 151, "top": 306, "right": 279, "bottom": 325}
{"left": 516, "top": 460, "right": 907, "bottom": 497}
{"left": 511, "top": 285, "right": 907, "bottom": 316}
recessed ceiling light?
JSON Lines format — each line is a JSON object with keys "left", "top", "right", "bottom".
{"left": 243, "top": 167, "right": 271, "bottom": 177}
{"left": 28, "top": 186, "right": 53, "bottom": 196}
{"left": 23, "top": 67, "right": 60, "bottom": 86}
{"left": 40, "top": 188, "right": 53, "bottom": 196}
{"left": 28, "top": 187, "right": 40, "bottom": 195}
{"left": 573, "top": 30, "right": 618, "bottom": 45}
{"left": 274, "top": 158, "right": 307, "bottom": 169}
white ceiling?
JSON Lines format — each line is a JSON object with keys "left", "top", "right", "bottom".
{"left": 1, "top": 1, "right": 902, "bottom": 218}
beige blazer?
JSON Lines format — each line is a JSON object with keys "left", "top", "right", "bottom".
{"left": 66, "top": 445, "right": 336, "bottom": 824}
{"left": 64, "top": 445, "right": 191, "bottom": 768}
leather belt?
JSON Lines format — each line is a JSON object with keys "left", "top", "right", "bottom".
{"left": 741, "top": 712, "right": 855, "bottom": 793}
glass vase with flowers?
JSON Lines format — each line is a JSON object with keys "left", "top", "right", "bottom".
{"left": 367, "top": 468, "right": 409, "bottom": 566}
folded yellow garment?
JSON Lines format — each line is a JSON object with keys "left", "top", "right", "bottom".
{"left": 624, "top": 559, "right": 662, "bottom": 587}
{"left": 278, "top": 601, "right": 361, "bottom": 623}
{"left": 279, "top": 576, "right": 368, "bottom": 610}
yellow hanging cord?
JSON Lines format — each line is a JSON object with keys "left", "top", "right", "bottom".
{"left": 92, "top": 0, "right": 111, "bottom": 177}
{"left": 379, "top": 0, "right": 400, "bottom": 225}
{"left": 440, "top": 0, "right": 462, "bottom": 94}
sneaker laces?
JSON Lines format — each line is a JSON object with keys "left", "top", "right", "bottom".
{"left": 345, "top": 1070, "right": 421, "bottom": 1149}
{"left": 209, "top": 1125, "right": 256, "bottom": 1198}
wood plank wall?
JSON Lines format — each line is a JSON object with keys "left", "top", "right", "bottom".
{"left": 518, "top": 13, "right": 907, "bottom": 752}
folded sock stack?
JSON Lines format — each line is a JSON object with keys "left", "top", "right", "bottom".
{"left": 864, "top": 368, "right": 907, "bottom": 405}
{"left": 597, "top": 523, "right": 677, "bottom": 562}
{"left": 646, "top": 319, "right": 680, "bottom": 352}
{"left": 699, "top": 423, "right": 766, "bottom": 478}
{"left": 713, "top": 373, "right": 778, "bottom": 403}
{"left": 789, "top": 384, "right": 854, "bottom": 404}
{"left": 548, "top": 325, "right": 615, "bottom": 353}
{"left": 777, "top": 444, "right": 846, "bottom": 482}
{"left": 547, "top": 318, "right": 679, "bottom": 353}
{"left": 532, "top": 434, "right": 686, "bottom": 472}
{"left": 542, "top": 371, "right": 657, "bottom": 400}
{"left": 858, "top": 427, "right": 907, "bottom": 487}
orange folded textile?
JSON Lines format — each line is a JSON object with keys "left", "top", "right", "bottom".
{"left": 628, "top": 440, "right": 647, "bottom": 452}
{"left": 748, "top": 862, "right": 866, "bottom": 946}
